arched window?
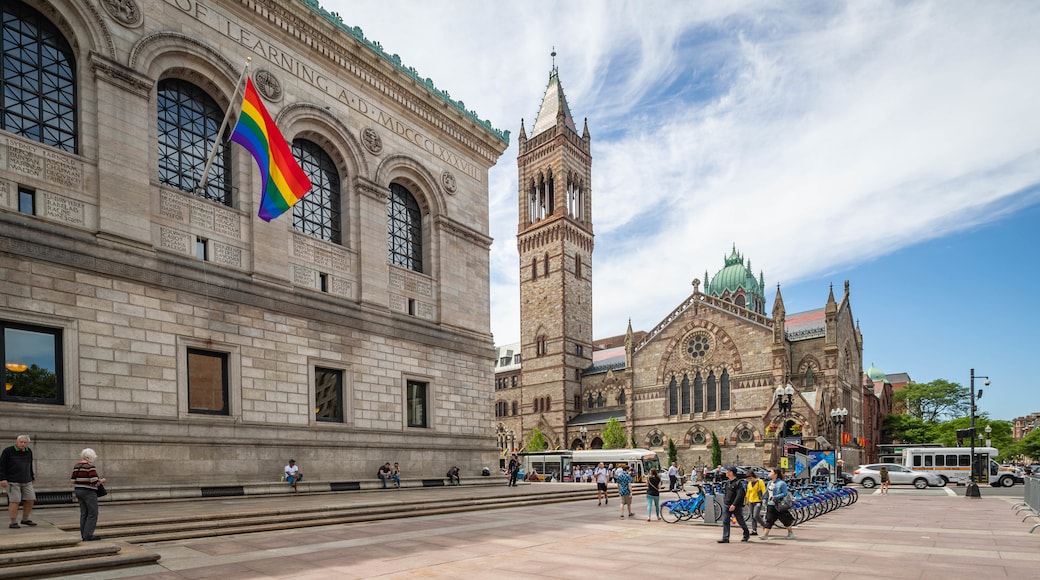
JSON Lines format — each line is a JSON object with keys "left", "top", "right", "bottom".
{"left": 291, "top": 139, "right": 341, "bottom": 244}
{"left": 543, "top": 253, "right": 549, "bottom": 277}
{"left": 545, "top": 396, "right": 551, "bottom": 411}
{"left": 587, "top": 393, "right": 594, "bottom": 409}
{"left": 596, "top": 393, "right": 604, "bottom": 407}
{"left": 512, "top": 400, "right": 518, "bottom": 415}
{"left": 694, "top": 372, "right": 704, "bottom": 413}
{"left": 1, "top": 3, "right": 77, "bottom": 153}
{"left": 720, "top": 369, "right": 731, "bottom": 411}
{"left": 706, "top": 370, "right": 717, "bottom": 412}
{"left": 575, "top": 254, "right": 582, "bottom": 279}
{"left": 681, "top": 374, "right": 691, "bottom": 414}
{"left": 387, "top": 183, "right": 423, "bottom": 272}
{"left": 617, "top": 390, "right": 626, "bottom": 406}
{"left": 668, "top": 376, "right": 678, "bottom": 416}
{"left": 532, "top": 257, "right": 538, "bottom": 279}
{"left": 574, "top": 394, "right": 580, "bottom": 410}
{"left": 735, "top": 295, "right": 745, "bottom": 308}
{"left": 158, "top": 79, "right": 231, "bottom": 204}
{"left": 804, "top": 367, "right": 814, "bottom": 387}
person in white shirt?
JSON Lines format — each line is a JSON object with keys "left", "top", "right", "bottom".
{"left": 594, "top": 462, "right": 611, "bottom": 505}
{"left": 284, "top": 459, "right": 302, "bottom": 493}
{"left": 667, "top": 462, "right": 679, "bottom": 491}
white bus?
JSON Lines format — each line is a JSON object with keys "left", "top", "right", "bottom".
{"left": 902, "top": 446, "right": 1014, "bottom": 486}
{"left": 521, "top": 449, "right": 662, "bottom": 482}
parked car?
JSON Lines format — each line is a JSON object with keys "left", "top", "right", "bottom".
{"left": 736, "top": 465, "right": 770, "bottom": 479}
{"left": 996, "top": 464, "right": 1024, "bottom": 486}
{"left": 851, "top": 463, "right": 945, "bottom": 489}
{"left": 1027, "top": 464, "right": 1040, "bottom": 476}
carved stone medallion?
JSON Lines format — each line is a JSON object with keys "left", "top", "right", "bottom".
{"left": 441, "top": 171, "right": 457, "bottom": 194}
{"left": 361, "top": 127, "right": 383, "bottom": 155}
{"left": 254, "top": 69, "right": 282, "bottom": 102}
{"left": 101, "top": 0, "right": 143, "bottom": 28}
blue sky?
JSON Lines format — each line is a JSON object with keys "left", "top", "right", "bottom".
{"left": 325, "top": 0, "right": 1040, "bottom": 421}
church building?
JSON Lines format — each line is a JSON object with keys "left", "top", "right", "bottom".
{"left": 495, "top": 67, "right": 868, "bottom": 470}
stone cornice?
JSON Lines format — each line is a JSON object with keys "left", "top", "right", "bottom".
{"left": 90, "top": 53, "right": 154, "bottom": 98}
{"left": 435, "top": 215, "right": 492, "bottom": 250}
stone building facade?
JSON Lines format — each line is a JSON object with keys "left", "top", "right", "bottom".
{"left": 0, "top": 0, "right": 507, "bottom": 492}
{"left": 496, "top": 69, "right": 868, "bottom": 470}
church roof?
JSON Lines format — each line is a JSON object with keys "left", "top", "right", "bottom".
{"left": 866, "top": 363, "right": 887, "bottom": 383}
{"left": 584, "top": 345, "right": 626, "bottom": 375}
{"left": 531, "top": 66, "right": 578, "bottom": 137}
{"left": 567, "top": 410, "right": 626, "bottom": 426}
{"left": 785, "top": 308, "right": 826, "bottom": 341}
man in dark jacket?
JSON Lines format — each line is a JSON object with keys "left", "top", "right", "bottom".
{"left": 0, "top": 435, "right": 36, "bottom": 528}
{"left": 507, "top": 454, "right": 520, "bottom": 487}
{"left": 718, "top": 466, "right": 749, "bottom": 543}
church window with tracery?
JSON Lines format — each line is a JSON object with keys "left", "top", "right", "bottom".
{"left": 720, "top": 369, "right": 730, "bottom": 411}
{"left": 706, "top": 370, "right": 717, "bottom": 412}
{"left": 668, "top": 376, "right": 678, "bottom": 416}
{"left": 681, "top": 374, "right": 691, "bottom": 414}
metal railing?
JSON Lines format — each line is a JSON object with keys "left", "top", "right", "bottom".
{"left": 1013, "top": 476, "right": 1040, "bottom": 533}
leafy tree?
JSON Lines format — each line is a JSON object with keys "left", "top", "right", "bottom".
{"left": 667, "top": 438, "right": 678, "bottom": 466}
{"left": 602, "top": 417, "right": 626, "bottom": 449}
{"left": 882, "top": 414, "right": 939, "bottom": 444}
{"left": 1017, "top": 428, "right": 1040, "bottom": 460}
{"left": 710, "top": 432, "right": 722, "bottom": 467}
{"left": 526, "top": 428, "right": 547, "bottom": 452}
{"left": 932, "top": 417, "right": 1014, "bottom": 458}
{"left": 894, "top": 379, "right": 969, "bottom": 423}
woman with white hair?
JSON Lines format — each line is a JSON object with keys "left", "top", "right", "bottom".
{"left": 70, "top": 448, "right": 106, "bottom": 541}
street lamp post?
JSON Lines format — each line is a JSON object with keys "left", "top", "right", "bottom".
{"left": 966, "top": 368, "right": 990, "bottom": 499}
{"left": 985, "top": 425, "right": 992, "bottom": 448}
{"left": 830, "top": 407, "right": 848, "bottom": 479}
{"left": 774, "top": 383, "right": 795, "bottom": 467}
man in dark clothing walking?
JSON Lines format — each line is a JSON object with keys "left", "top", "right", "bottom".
{"left": 0, "top": 435, "right": 37, "bottom": 528}
{"left": 718, "top": 466, "right": 749, "bottom": 543}
{"left": 507, "top": 454, "right": 520, "bottom": 487}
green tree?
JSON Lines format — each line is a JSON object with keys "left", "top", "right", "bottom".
{"left": 710, "top": 432, "right": 722, "bottom": 467}
{"left": 602, "top": 417, "right": 627, "bottom": 449}
{"left": 894, "top": 379, "right": 969, "bottom": 422}
{"left": 667, "top": 438, "right": 678, "bottom": 466}
{"left": 1017, "top": 428, "right": 1040, "bottom": 460}
{"left": 933, "top": 417, "right": 1015, "bottom": 458}
{"left": 882, "top": 414, "right": 939, "bottom": 444}
{"left": 526, "top": 427, "right": 547, "bottom": 452}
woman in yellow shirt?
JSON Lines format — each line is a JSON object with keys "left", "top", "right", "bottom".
{"left": 745, "top": 470, "right": 767, "bottom": 536}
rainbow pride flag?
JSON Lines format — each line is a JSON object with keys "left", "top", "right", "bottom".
{"left": 231, "top": 77, "right": 311, "bottom": 222}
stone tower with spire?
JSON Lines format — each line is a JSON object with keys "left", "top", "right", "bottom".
{"left": 515, "top": 57, "right": 593, "bottom": 448}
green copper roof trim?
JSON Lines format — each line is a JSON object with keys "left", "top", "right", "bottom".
{"left": 304, "top": 0, "right": 510, "bottom": 145}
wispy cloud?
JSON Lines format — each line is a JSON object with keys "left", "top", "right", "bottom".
{"left": 328, "top": 0, "right": 1040, "bottom": 344}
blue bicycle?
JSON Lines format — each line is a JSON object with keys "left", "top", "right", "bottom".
{"left": 661, "top": 484, "right": 718, "bottom": 523}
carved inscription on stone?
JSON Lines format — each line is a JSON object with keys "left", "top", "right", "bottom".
{"left": 417, "top": 301, "right": 435, "bottom": 320}
{"left": 211, "top": 241, "right": 242, "bottom": 268}
{"left": 159, "top": 226, "right": 191, "bottom": 254}
{"left": 330, "top": 277, "right": 352, "bottom": 297}
{"left": 213, "top": 206, "right": 240, "bottom": 238}
{"left": 43, "top": 150, "right": 81, "bottom": 189}
{"left": 190, "top": 203, "right": 214, "bottom": 230}
{"left": 43, "top": 193, "right": 86, "bottom": 226}
{"left": 0, "top": 180, "right": 9, "bottom": 208}
{"left": 292, "top": 234, "right": 350, "bottom": 273}
{"left": 292, "top": 264, "right": 316, "bottom": 287}
{"left": 7, "top": 141, "right": 44, "bottom": 178}
{"left": 389, "top": 294, "right": 406, "bottom": 313}
{"left": 159, "top": 190, "right": 190, "bottom": 221}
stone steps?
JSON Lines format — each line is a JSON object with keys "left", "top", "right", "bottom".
{"left": 0, "top": 538, "right": 159, "bottom": 579}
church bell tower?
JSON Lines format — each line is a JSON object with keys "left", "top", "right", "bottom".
{"left": 516, "top": 57, "right": 593, "bottom": 448}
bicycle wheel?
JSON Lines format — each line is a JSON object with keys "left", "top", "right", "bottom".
{"left": 660, "top": 501, "right": 684, "bottom": 523}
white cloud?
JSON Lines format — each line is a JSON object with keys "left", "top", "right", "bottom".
{"left": 324, "top": 0, "right": 1040, "bottom": 345}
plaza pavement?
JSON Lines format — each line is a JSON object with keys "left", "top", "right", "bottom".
{"left": 6, "top": 483, "right": 1039, "bottom": 579}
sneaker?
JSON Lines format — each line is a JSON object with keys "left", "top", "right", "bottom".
{"left": 717, "top": 539, "right": 730, "bottom": 543}
{"left": 85, "top": 535, "right": 102, "bottom": 541}
{"left": 20, "top": 520, "right": 36, "bottom": 527}
{"left": 628, "top": 513, "right": 634, "bottom": 518}
{"left": 741, "top": 536, "right": 750, "bottom": 542}
{"left": 759, "top": 535, "right": 768, "bottom": 541}
{"left": 786, "top": 533, "right": 795, "bottom": 540}
{"left": 620, "top": 515, "right": 625, "bottom": 519}
{"left": 750, "top": 531, "right": 758, "bottom": 535}
{"left": 8, "top": 523, "right": 19, "bottom": 529}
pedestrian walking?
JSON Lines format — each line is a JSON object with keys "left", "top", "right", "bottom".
{"left": 718, "top": 467, "right": 749, "bottom": 543}
{"left": 71, "top": 448, "right": 105, "bottom": 541}
{"left": 594, "top": 462, "right": 610, "bottom": 505}
{"left": 879, "top": 466, "right": 890, "bottom": 495}
{"left": 0, "top": 435, "right": 36, "bottom": 529}
{"left": 667, "top": 462, "right": 679, "bottom": 491}
{"left": 745, "top": 469, "right": 767, "bottom": 535}
{"left": 644, "top": 467, "right": 661, "bottom": 523}
{"left": 760, "top": 468, "right": 795, "bottom": 540}
{"left": 615, "top": 466, "right": 634, "bottom": 518}
{"left": 507, "top": 454, "right": 520, "bottom": 487}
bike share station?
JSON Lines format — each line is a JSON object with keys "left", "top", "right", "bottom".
{"left": 661, "top": 446, "right": 857, "bottom": 527}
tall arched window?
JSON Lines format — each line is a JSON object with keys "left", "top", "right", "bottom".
{"left": 291, "top": 139, "right": 341, "bottom": 244}
{"left": 158, "top": 79, "right": 231, "bottom": 204}
{"left": 804, "top": 367, "right": 814, "bottom": 387}
{"left": 706, "top": 370, "right": 717, "bottom": 412}
{"left": 720, "top": 369, "right": 731, "bottom": 411}
{"left": 681, "top": 374, "right": 691, "bottom": 414}
{"left": 668, "top": 376, "right": 678, "bottom": 416}
{"left": 387, "top": 183, "right": 422, "bottom": 272}
{"left": 1, "top": 3, "right": 77, "bottom": 153}
{"left": 694, "top": 372, "right": 704, "bottom": 413}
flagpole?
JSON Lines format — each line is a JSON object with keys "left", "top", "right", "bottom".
{"left": 194, "top": 58, "right": 251, "bottom": 197}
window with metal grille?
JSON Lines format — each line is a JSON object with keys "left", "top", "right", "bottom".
{"left": 1, "top": 3, "right": 77, "bottom": 153}
{"left": 387, "top": 183, "right": 422, "bottom": 271}
{"left": 158, "top": 79, "right": 231, "bottom": 204}
{"left": 291, "top": 139, "right": 341, "bottom": 244}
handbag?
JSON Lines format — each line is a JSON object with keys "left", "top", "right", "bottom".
{"left": 96, "top": 483, "right": 108, "bottom": 497}
{"left": 776, "top": 493, "right": 793, "bottom": 511}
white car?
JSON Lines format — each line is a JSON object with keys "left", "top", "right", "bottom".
{"left": 851, "top": 463, "right": 945, "bottom": 489}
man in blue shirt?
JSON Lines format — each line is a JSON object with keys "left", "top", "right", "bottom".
{"left": 615, "top": 466, "right": 634, "bottom": 518}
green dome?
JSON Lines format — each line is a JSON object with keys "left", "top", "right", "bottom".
{"left": 707, "top": 247, "right": 763, "bottom": 298}
{"left": 866, "top": 363, "right": 886, "bottom": 382}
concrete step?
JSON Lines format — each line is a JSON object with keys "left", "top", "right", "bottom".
{"left": 0, "top": 541, "right": 159, "bottom": 580}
